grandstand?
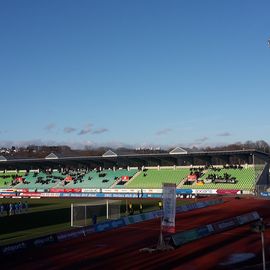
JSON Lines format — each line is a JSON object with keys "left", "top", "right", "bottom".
{"left": 125, "top": 168, "right": 190, "bottom": 188}
{"left": 0, "top": 171, "right": 24, "bottom": 188}
{"left": 0, "top": 148, "right": 269, "bottom": 270}
{"left": 0, "top": 166, "right": 261, "bottom": 192}
{"left": 0, "top": 169, "right": 139, "bottom": 190}
{"left": 190, "top": 166, "right": 256, "bottom": 191}
{"left": 15, "top": 171, "right": 63, "bottom": 190}
{"left": 0, "top": 148, "right": 268, "bottom": 194}
{"left": 122, "top": 166, "right": 257, "bottom": 191}
{"left": 65, "top": 169, "right": 138, "bottom": 188}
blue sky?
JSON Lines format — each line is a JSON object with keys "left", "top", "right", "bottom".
{"left": 0, "top": 0, "right": 269, "bottom": 149}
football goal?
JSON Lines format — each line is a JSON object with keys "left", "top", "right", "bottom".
{"left": 71, "top": 199, "right": 121, "bottom": 228}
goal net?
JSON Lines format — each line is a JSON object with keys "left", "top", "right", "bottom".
{"left": 71, "top": 199, "right": 121, "bottom": 228}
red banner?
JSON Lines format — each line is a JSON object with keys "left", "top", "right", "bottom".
{"left": 216, "top": 189, "right": 240, "bottom": 195}
{"left": 188, "top": 174, "right": 197, "bottom": 181}
{"left": 20, "top": 192, "right": 41, "bottom": 197}
{"left": 50, "top": 188, "right": 64, "bottom": 193}
{"left": 16, "top": 189, "right": 29, "bottom": 192}
{"left": 64, "top": 176, "right": 72, "bottom": 181}
{"left": 50, "top": 188, "right": 82, "bottom": 193}
{"left": 67, "top": 188, "right": 81, "bottom": 193}
{"left": 0, "top": 189, "right": 16, "bottom": 192}
{"left": 0, "top": 193, "right": 16, "bottom": 197}
{"left": 16, "top": 177, "right": 24, "bottom": 182}
{"left": 121, "top": 176, "right": 129, "bottom": 181}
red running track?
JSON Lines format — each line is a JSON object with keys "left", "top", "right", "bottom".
{"left": 2, "top": 197, "right": 270, "bottom": 270}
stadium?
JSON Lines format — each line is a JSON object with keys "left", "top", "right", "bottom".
{"left": 1, "top": 1, "right": 270, "bottom": 269}
{"left": 1, "top": 147, "right": 270, "bottom": 269}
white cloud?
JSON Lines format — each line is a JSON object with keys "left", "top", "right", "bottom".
{"left": 92, "top": 128, "right": 109, "bottom": 134}
{"left": 44, "top": 123, "right": 56, "bottom": 131}
{"left": 156, "top": 128, "right": 172, "bottom": 136}
{"left": 78, "top": 124, "right": 92, "bottom": 135}
{"left": 195, "top": 136, "right": 209, "bottom": 142}
{"left": 64, "top": 127, "right": 76, "bottom": 133}
{"left": 217, "top": 132, "right": 231, "bottom": 137}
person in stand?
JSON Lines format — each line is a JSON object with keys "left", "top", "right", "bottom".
{"left": 158, "top": 200, "right": 163, "bottom": 210}
{"left": 9, "top": 203, "right": 13, "bottom": 216}
{"left": 21, "top": 201, "right": 25, "bottom": 213}
{"left": 23, "top": 201, "right": 28, "bottom": 213}
{"left": 128, "top": 202, "right": 134, "bottom": 215}
{"left": 139, "top": 203, "right": 143, "bottom": 214}
{"left": 13, "top": 203, "right": 16, "bottom": 215}
{"left": 15, "top": 203, "right": 19, "bottom": 215}
{"left": 92, "top": 214, "right": 97, "bottom": 225}
{"left": 19, "top": 201, "right": 22, "bottom": 214}
{"left": 0, "top": 204, "right": 3, "bottom": 216}
{"left": 4, "top": 203, "right": 9, "bottom": 216}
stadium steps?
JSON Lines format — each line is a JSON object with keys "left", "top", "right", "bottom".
{"left": 177, "top": 178, "right": 191, "bottom": 188}
{"left": 115, "top": 170, "right": 142, "bottom": 188}
{"left": 110, "top": 177, "right": 123, "bottom": 188}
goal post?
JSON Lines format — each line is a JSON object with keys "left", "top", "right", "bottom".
{"left": 71, "top": 199, "right": 121, "bottom": 228}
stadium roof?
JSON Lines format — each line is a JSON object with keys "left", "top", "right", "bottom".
{"left": 0, "top": 149, "right": 268, "bottom": 170}
{"left": 45, "top": 153, "right": 59, "bottom": 160}
{"left": 102, "top": 150, "right": 117, "bottom": 157}
{"left": 169, "top": 147, "right": 188, "bottom": 155}
{"left": 0, "top": 155, "right": 7, "bottom": 162}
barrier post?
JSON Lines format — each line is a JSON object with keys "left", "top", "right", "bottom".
{"left": 261, "top": 220, "right": 266, "bottom": 270}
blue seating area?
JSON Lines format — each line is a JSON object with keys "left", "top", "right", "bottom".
{"left": 66, "top": 169, "right": 138, "bottom": 188}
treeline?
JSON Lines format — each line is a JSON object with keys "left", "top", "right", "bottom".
{"left": 2, "top": 140, "right": 270, "bottom": 158}
{"left": 195, "top": 140, "right": 270, "bottom": 154}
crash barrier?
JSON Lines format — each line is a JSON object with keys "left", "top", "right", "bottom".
{"left": 0, "top": 198, "right": 223, "bottom": 256}
{"left": 170, "top": 211, "right": 260, "bottom": 247}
